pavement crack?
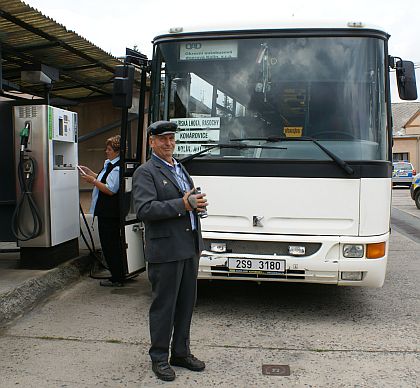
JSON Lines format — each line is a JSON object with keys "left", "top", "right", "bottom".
{"left": 201, "top": 343, "right": 419, "bottom": 354}
{"left": 2, "top": 333, "right": 148, "bottom": 346}
{"left": 3, "top": 333, "right": 418, "bottom": 355}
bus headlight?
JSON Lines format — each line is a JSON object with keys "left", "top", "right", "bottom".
{"left": 288, "top": 245, "right": 306, "bottom": 256}
{"left": 343, "top": 244, "right": 364, "bottom": 258}
{"left": 210, "top": 242, "right": 227, "bottom": 253}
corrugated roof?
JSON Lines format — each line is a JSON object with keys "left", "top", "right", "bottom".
{"left": 0, "top": 0, "right": 124, "bottom": 102}
{"left": 392, "top": 102, "right": 420, "bottom": 136}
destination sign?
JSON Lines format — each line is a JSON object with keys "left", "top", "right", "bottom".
{"left": 175, "top": 144, "right": 220, "bottom": 155}
{"left": 170, "top": 117, "right": 220, "bottom": 129}
{"left": 176, "top": 130, "right": 220, "bottom": 142}
{"left": 284, "top": 127, "right": 303, "bottom": 137}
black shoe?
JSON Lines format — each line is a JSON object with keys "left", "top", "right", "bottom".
{"left": 152, "top": 361, "right": 176, "bottom": 381}
{"left": 99, "top": 279, "right": 123, "bottom": 287}
{"left": 170, "top": 354, "right": 205, "bottom": 371}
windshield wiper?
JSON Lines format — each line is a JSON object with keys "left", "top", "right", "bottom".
{"left": 230, "top": 136, "right": 354, "bottom": 175}
{"left": 179, "top": 142, "right": 286, "bottom": 163}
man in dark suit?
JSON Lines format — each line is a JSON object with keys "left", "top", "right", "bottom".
{"left": 132, "top": 121, "right": 208, "bottom": 382}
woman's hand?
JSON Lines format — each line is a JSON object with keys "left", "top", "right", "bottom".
{"left": 78, "top": 165, "right": 96, "bottom": 178}
{"left": 80, "top": 173, "right": 114, "bottom": 196}
{"left": 80, "top": 174, "right": 96, "bottom": 185}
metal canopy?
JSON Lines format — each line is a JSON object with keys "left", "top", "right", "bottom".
{"left": 0, "top": 0, "right": 123, "bottom": 103}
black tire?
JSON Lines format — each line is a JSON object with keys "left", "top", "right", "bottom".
{"left": 415, "top": 190, "right": 420, "bottom": 210}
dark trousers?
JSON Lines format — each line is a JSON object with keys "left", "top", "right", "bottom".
{"left": 97, "top": 216, "right": 124, "bottom": 282}
{"left": 147, "top": 254, "right": 199, "bottom": 362}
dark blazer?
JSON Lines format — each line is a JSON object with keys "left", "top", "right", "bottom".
{"left": 94, "top": 160, "right": 120, "bottom": 219}
{"left": 132, "top": 157, "right": 204, "bottom": 263}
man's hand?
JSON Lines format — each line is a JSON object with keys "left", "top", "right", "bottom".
{"left": 182, "top": 190, "right": 208, "bottom": 213}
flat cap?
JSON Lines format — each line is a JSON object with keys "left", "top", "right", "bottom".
{"left": 147, "top": 120, "right": 178, "bottom": 136}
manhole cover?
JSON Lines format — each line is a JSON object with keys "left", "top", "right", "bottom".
{"left": 262, "top": 364, "right": 290, "bottom": 376}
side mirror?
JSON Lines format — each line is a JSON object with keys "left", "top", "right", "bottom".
{"left": 396, "top": 60, "right": 418, "bottom": 100}
{"left": 112, "top": 65, "right": 135, "bottom": 108}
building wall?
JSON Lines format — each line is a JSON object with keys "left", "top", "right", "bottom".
{"left": 393, "top": 137, "right": 420, "bottom": 171}
{"left": 393, "top": 110, "right": 420, "bottom": 172}
{"left": 405, "top": 113, "right": 420, "bottom": 135}
{"left": 73, "top": 99, "right": 122, "bottom": 212}
{"left": 74, "top": 95, "right": 149, "bottom": 213}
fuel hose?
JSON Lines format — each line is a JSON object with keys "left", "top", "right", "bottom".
{"left": 11, "top": 151, "right": 42, "bottom": 241}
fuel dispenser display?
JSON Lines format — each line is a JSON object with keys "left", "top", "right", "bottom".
{"left": 13, "top": 105, "right": 80, "bottom": 252}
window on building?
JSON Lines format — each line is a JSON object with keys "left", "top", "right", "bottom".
{"left": 393, "top": 152, "right": 409, "bottom": 162}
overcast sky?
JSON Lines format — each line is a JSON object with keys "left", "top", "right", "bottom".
{"left": 26, "top": 0, "right": 420, "bottom": 102}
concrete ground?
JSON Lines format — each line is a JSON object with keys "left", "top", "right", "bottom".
{"left": 0, "top": 244, "right": 42, "bottom": 294}
{"left": 392, "top": 187, "right": 419, "bottom": 218}
{"left": 0, "top": 244, "right": 91, "bottom": 327}
{"left": 0, "top": 188, "right": 418, "bottom": 387}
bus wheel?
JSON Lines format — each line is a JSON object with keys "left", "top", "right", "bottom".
{"left": 415, "top": 191, "right": 420, "bottom": 209}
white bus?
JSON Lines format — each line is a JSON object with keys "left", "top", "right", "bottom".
{"left": 148, "top": 22, "right": 417, "bottom": 287}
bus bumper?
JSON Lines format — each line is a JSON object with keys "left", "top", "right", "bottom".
{"left": 198, "top": 232, "right": 389, "bottom": 288}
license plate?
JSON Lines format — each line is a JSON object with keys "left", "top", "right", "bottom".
{"left": 228, "top": 258, "right": 286, "bottom": 273}
{"left": 395, "top": 171, "right": 410, "bottom": 177}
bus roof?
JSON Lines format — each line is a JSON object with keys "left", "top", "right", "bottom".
{"left": 153, "top": 21, "right": 388, "bottom": 42}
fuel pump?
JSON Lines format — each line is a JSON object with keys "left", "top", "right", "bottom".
{"left": 13, "top": 105, "right": 80, "bottom": 268}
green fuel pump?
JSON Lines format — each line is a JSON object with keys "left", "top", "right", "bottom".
{"left": 12, "top": 105, "right": 80, "bottom": 268}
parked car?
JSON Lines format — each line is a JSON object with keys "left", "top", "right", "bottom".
{"left": 392, "top": 161, "right": 416, "bottom": 187}
{"left": 410, "top": 173, "right": 420, "bottom": 209}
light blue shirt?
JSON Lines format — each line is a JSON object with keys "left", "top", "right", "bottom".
{"left": 90, "top": 156, "right": 120, "bottom": 214}
{"left": 152, "top": 153, "right": 197, "bottom": 230}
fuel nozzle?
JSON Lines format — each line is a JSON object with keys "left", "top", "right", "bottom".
{"left": 20, "top": 122, "right": 30, "bottom": 151}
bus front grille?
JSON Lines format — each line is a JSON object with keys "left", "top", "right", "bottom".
{"left": 203, "top": 239, "right": 321, "bottom": 257}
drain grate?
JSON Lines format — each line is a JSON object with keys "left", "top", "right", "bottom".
{"left": 262, "top": 364, "right": 290, "bottom": 376}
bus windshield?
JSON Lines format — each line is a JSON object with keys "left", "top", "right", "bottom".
{"left": 154, "top": 36, "right": 387, "bottom": 161}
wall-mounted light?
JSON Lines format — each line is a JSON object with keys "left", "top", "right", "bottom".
{"left": 21, "top": 64, "right": 59, "bottom": 85}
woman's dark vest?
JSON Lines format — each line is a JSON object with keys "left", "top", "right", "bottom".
{"left": 94, "top": 161, "right": 120, "bottom": 218}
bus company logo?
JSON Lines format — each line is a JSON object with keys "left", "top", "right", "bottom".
{"left": 185, "top": 43, "right": 202, "bottom": 50}
{"left": 253, "top": 215, "right": 264, "bottom": 227}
